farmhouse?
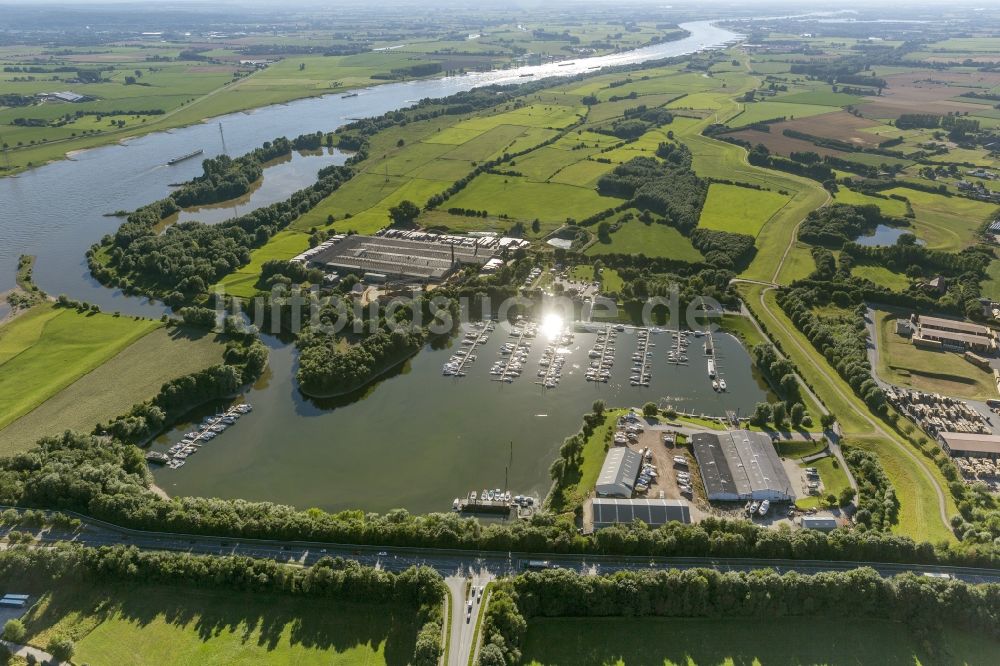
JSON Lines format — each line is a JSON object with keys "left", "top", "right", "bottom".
{"left": 691, "top": 430, "right": 794, "bottom": 502}
{"left": 938, "top": 431, "right": 1000, "bottom": 460}
{"left": 912, "top": 315, "right": 997, "bottom": 355}
{"left": 595, "top": 447, "right": 642, "bottom": 498}
{"left": 591, "top": 498, "right": 691, "bottom": 528}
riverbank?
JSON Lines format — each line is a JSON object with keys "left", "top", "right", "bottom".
{"left": 0, "top": 21, "right": 740, "bottom": 316}
{"left": 0, "top": 29, "right": 696, "bottom": 179}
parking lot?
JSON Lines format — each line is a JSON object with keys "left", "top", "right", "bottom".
{"left": 621, "top": 421, "right": 706, "bottom": 521}
{"left": 782, "top": 457, "right": 825, "bottom": 499}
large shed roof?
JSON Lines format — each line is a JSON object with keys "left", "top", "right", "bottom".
{"left": 691, "top": 430, "right": 793, "bottom": 501}
{"left": 595, "top": 447, "right": 642, "bottom": 498}
{"left": 592, "top": 498, "right": 691, "bottom": 527}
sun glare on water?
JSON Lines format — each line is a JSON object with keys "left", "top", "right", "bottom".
{"left": 539, "top": 313, "right": 564, "bottom": 340}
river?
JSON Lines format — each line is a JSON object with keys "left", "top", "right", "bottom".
{"left": 0, "top": 20, "right": 740, "bottom": 316}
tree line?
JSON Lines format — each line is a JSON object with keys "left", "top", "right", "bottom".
{"left": 97, "top": 326, "right": 268, "bottom": 443}
{"left": 7, "top": 430, "right": 1000, "bottom": 567}
{"left": 0, "top": 544, "right": 445, "bottom": 666}
{"left": 845, "top": 446, "right": 900, "bottom": 532}
{"left": 478, "top": 566, "right": 1000, "bottom": 665}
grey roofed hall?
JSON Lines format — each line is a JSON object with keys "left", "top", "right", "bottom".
{"left": 592, "top": 498, "right": 691, "bottom": 528}
{"left": 691, "top": 430, "right": 793, "bottom": 502}
{"left": 595, "top": 447, "right": 642, "bottom": 498}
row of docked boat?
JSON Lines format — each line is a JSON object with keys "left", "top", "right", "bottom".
{"left": 630, "top": 328, "right": 654, "bottom": 387}
{"left": 705, "top": 333, "right": 727, "bottom": 391}
{"left": 586, "top": 326, "right": 617, "bottom": 383}
{"left": 443, "top": 320, "right": 494, "bottom": 376}
{"left": 465, "top": 488, "right": 529, "bottom": 504}
{"left": 491, "top": 320, "right": 534, "bottom": 382}
{"left": 161, "top": 404, "right": 253, "bottom": 469}
{"left": 667, "top": 330, "right": 689, "bottom": 365}
{"left": 536, "top": 344, "right": 567, "bottom": 388}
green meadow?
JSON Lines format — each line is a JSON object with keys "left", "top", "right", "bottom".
{"left": 0, "top": 305, "right": 158, "bottom": 433}
{"left": 697, "top": 183, "right": 790, "bottom": 236}
{"left": 19, "top": 580, "right": 419, "bottom": 666}
{"left": 0, "top": 326, "right": 226, "bottom": 454}
{"left": 586, "top": 218, "right": 703, "bottom": 262}
{"left": 883, "top": 187, "right": 996, "bottom": 251}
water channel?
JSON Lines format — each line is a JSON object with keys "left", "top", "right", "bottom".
{"left": 1, "top": 20, "right": 750, "bottom": 512}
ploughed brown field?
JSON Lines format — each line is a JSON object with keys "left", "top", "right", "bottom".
{"left": 771, "top": 111, "right": 885, "bottom": 146}
{"left": 728, "top": 126, "right": 853, "bottom": 159}
{"left": 856, "top": 69, "right": 1000, "bottom": 118}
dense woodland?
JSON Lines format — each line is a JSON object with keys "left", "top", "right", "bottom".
{"left": 297, "top": 326, "right": 426, "bottom": 397}
{"left": 596, "top": 146, "right": 707, "bottom": 233}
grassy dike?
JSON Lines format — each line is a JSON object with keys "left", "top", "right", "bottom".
{"left": 739, "top": 283, "right": 957, "bottom": 543}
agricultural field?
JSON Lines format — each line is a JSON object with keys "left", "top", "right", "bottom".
{"left": 772, "top": 89, "right": 864, "bottom": 107}
{"left": 728, "top": 101, "right": 842, "bottom": 128}
{"left": 873, "top": 309, "right": 996, "bottom": 401}
{"left": 833, "top": 189, "right": 909, "bottom": 218}
{"left": 882, "top": 188, "right": 996, "bottom": 251}
{"left": 0, "top": 305, "right": 159, "bottom": 434}
{"left": 0, "top": 326, "right": 226, "bottom": 454}
{"left": 697, "top": 183, "right": 790, "bottom": 237}
{"left": 520, "top": 616, "right": 998, "bottom": 666}
{"left": 770, "top": 111, "right": 888, "bottom": 147}
{"left": 585, "top": 218, "right": 703, "bottom": 262}
{"left": 447, "top": 174, "right": 610, "bottom": 225}
{"left": 17, "top": 580, "right": 418, "bottom": 666}
{"left": 855, "top": 70, "right": 1000, "bottom": 120}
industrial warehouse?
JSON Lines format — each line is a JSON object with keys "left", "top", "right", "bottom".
{"left": 292, "top": 229, "right": 527, "bottom": 282}
{"left": 595, "top": 447, "right": 643, "bottom": 498}
{"left": 905, "top": 314, "right": 998, "bottom": 355}
{"left": 691, "top": 430, "right": 794, "bottom": 502}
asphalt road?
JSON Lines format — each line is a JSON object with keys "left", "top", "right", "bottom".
{"left": 446, "top": 570, "right": 494, "bottom": 666}
{"left": 13, "top": 512, "right": 1000, "bottom": 585}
